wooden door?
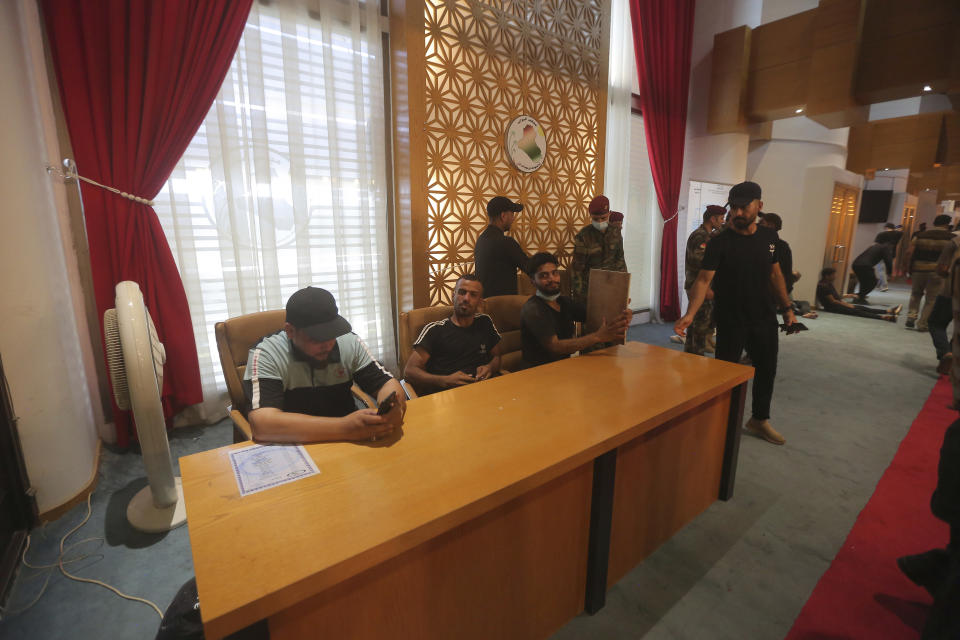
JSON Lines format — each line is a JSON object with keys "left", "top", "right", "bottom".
{"left": 823, "top": 183, "right": 861, "bottom": 293}
{"left": 894, "top": 204, "right": 917, "bottom": 275}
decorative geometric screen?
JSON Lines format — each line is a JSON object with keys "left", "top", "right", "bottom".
{"left": 422, "top": 0, "right": 606, "bottom": 305}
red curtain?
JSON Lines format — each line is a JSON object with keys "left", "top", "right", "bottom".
{"left": 41, "top": 0, "right": 252, "bottom": 446}
{"left": 629, "top": 0, "right": 696, "bottom": 321}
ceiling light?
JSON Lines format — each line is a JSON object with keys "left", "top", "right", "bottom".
{"left": 883, "top": 168, "right": 890, "bottom": 170}
{"left": 923, "top": 85, "right": 933, "bottom": 92}
{"left": 795, "top": 108, "right": 804, "bottom": 114}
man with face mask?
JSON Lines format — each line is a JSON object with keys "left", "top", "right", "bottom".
{"left": 675, "top": 181, "right": 795, "bottom": 446}
{"left": 403, "top": 274, "right": 503, "bottom": 395}
{"left": 243, "top": 286, "right": 405, "bottom": 443}
{"left": 521, "top": 252, "right": 631, "bottom": 367}
{"left": 571, "top": 195, "right": 627, "bottom": 305}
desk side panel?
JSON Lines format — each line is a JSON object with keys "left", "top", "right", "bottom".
{"left": 607, "top": 391, "right": 730, "bottom": 586}
{"left": 268, "top": 462, "right": 594, "bottom": 640}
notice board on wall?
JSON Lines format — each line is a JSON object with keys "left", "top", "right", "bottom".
{"left": 686, "top": 181, "right": 732, "bottom": 239}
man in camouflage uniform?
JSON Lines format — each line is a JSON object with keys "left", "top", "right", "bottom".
{"left": 571, "top": 195, "right": 627, "bottom": 305}
{"left": 684, "top": 205, "right": 726, "bottom": 355}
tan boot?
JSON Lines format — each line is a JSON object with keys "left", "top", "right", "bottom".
{"left": 744, "top": 418, "right": 786, "bottom": 445}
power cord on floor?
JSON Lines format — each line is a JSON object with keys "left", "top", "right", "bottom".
{"left": 0, "top": 493, "right": 163, "bottom": 620}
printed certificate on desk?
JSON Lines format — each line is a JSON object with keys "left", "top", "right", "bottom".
{"left": 228, "top": 444, "right": 320, "bottom": 497}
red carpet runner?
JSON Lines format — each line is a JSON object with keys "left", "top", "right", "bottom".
{"left": 786, "top": 377, "right": 953, "bottom": 640}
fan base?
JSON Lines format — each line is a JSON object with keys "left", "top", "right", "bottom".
{"left": 127, "top": 477, "right": 187, "bottom": 533}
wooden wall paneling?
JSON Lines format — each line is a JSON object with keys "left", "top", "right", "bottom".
{"left": 745, "top": 10, "right": 815, "bottom": 121}
{"left": 805, "top": 0, "right": 868, "bottom": 129}
{"left": 845, "top": 122, "right": 873, "bottom": 173}
{"left": 868, "top": 115, "right": 923, "bottom": 170}
{"left": 855, "top": 0, "right": 959, "bottom": 104}
{"left": 909, "top": 113, "right": 946, "bottom": 170}
{"left": 391, "top": 0, "right": 431, "bottom": 309}
{"left": 707, "top": 26, "right": 752, "bottom": 134}
{"left": 419, "top": 0, "right": 608, "bottom": 305}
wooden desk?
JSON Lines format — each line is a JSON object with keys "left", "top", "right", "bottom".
{"left": 181, "top": 343, "right": 752, "bottom": 639}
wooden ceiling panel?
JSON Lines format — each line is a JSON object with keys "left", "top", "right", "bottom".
{"left": 748, "top": 10, "right": 815, "bottom": 71}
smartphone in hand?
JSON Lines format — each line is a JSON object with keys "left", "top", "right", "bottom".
{"left": 376, "top": 391, "right": 399, "bottom": 416}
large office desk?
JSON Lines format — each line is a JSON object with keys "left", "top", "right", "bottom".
{"left": 181, "top": 342, "right": 753, "bottom": 639}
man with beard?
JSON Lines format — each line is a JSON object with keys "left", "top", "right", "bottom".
{"left": 403, "top": 274, "right": 503, "bottom": 395}
{"left": 243, "top": 286, "right": 405, "bottom": 443}
{"left": 521, "top": 252, "right": 631, "bottom": 367}
{"left": 474, "top": 195, "right": 529, "bottom": 297}
{"left": 675, "top": 181, "right": 795, "bottom": 445}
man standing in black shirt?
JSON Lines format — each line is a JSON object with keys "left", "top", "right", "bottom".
{"left": 675, "top": 181, "right": 795, "bottom": 445}
{"left": 521, "top": 252, "right": 630, "bottom": 367}
{"left": 403, "top": 274, "right": 502, "bottom": 395}
{"left": 474, "top": 196, "right": 529, "bottom": 297}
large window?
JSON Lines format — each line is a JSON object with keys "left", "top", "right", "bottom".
{"left": 154, "top": 0, "right": 393, "bottom": 421}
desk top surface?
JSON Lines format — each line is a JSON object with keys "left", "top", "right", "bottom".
{"left": 181, "top": 342, "right": 752, "bottom": 637}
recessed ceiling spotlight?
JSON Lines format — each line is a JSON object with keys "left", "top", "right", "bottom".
{"left": 795, "top": 108, "right": 804, "bottom": 114}
{"left": 923, "top": 85, "right": 933, "bottom": 92}
{"left": 883, "top": 167, "right": 890, "bottom": 170}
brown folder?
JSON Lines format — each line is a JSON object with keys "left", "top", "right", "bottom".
{"left": 585, "top": 269, "right": 631, "bottom": 341}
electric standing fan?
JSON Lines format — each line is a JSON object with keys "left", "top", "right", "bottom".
{"left": 103, "top": 281, "right": 186, "bottom": 533}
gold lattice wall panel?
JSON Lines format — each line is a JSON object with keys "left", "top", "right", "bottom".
{"left": 423, "top": 0, "right": 606, "bottom": 305}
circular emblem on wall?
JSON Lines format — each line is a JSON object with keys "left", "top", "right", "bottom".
{"left": 504, "top": 115, "right": 547, "bottom": 173}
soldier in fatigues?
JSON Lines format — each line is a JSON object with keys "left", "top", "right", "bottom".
{"left": 684, "top": 205, "right": 726, "bottom": 355}
{"left": 571, "top": 195, "right": 627, "bottom": 305}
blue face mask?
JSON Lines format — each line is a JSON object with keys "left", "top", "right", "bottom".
{"left": 536, "top": 290, "right": 560, "bottom": 302}
{"left": 592, "top": 220, "right": 609, "bottom": 232}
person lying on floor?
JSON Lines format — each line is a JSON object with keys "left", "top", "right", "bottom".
{"left": 816, "top": 268, "right": 901, "bottom": 322}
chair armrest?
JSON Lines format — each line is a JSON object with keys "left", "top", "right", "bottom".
{"left": 351, "top": 384, "right": 377, "bottom": 409}
{"left": 229, "top": 408, "right": 253, "bottom": 443}
{"left": 399, "top": 379, "right": 419, "bottom": 400}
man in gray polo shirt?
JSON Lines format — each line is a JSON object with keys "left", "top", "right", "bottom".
{"left": 243, "top": 286, "right": 405, "bottom": 443}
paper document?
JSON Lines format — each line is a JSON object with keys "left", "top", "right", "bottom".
{"left": 229, "top": 444, "right": 320, "bottom": 497}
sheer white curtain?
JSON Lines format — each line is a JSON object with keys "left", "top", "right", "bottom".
{"left": 154, "top": 0, "right": 394, "bottom": 423}
{"left": 603, "top": 0, "right": 633, "bottom": 211}
{"left": 606, "top": 0, "right": 658, "bottom": 314}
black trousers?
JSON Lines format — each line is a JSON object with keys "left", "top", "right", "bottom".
{"left": 823, "top": 302, "right": 888, "bottom": 319}
{"left": 928, "top": 295, "right": 953, "bottom": 360}
{"left": 716, "top": 321, "right": 778, "bottom": 421}
{"left": 853, "top": 264, "right": 878, "bottom": 299}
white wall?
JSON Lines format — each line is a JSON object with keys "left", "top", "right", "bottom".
{"left": 0, "top": 0, "right": 101, "bottom": 512}
{"left": 747, "top": 117, "right": 856, "bottom": 303}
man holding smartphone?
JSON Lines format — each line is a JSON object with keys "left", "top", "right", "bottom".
{"left": 243, "top": 286, "right": 405, "bottom": 443}
{"left": 675, "top": 181, "right": 795, "bottom": 446}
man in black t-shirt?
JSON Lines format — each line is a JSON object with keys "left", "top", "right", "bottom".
{"left": 675, "top": 181, "right": 795, "bottom": 446}
{"left": 520, "top": 252, "right": 630, "bottom": 367}
{"left": 851, "top": 241, "right": 896, "bottom": 303}
{"left": 403, "top": 274, "right": 503, "bottom": 395}
{"left": 474, "top": 196, "right": 530, "bottom": 297}
{"left": 815, "top": 267, "right": 900, "bottom": 321}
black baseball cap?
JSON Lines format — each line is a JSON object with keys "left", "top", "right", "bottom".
{"left": 727, "top": 181, "right": 762, "bottom": 207}
{"left": 285, "top": 287, "right": 352, "bottom": 342}
{"left": 487, "top": 196, "right": 523, "bottom": 218}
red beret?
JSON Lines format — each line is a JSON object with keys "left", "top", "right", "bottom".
{"left": 589, "top": 195, "right": 610, "bottom": 214}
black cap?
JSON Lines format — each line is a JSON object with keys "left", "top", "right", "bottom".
{"left": 727, "top": 181, "right": 762, "bottom": 207}
{"left": 285, "top": 287, "right": 352, "bottom": 342}
{"left": 487, "top": 196, "right": 523, "bottom": 218}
